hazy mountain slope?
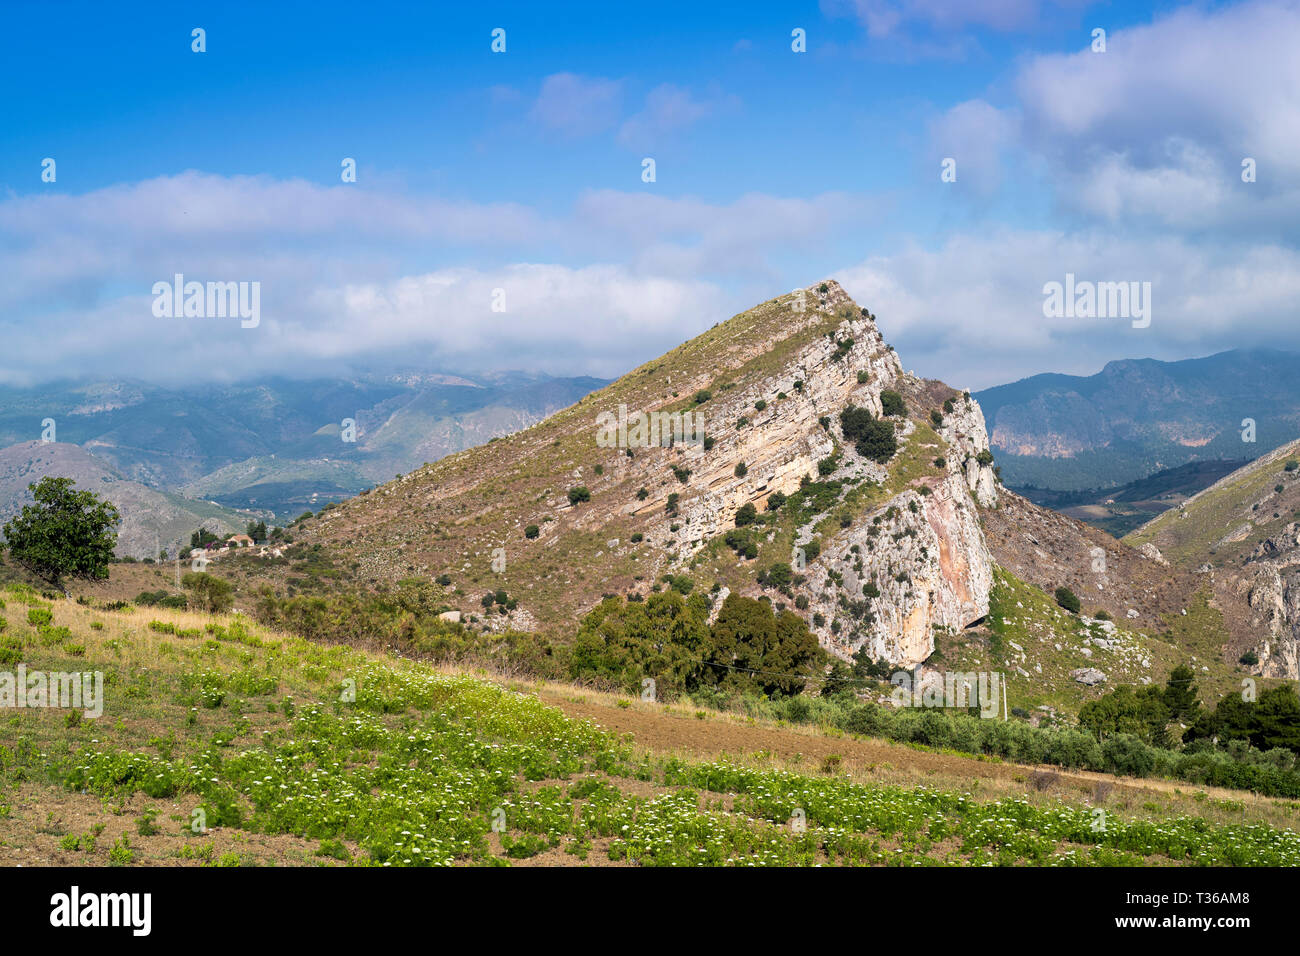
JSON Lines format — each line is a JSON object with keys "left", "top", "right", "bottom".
{"left": 0, "top": 441, "right": 254, "bottom": 558}
{"left": 179, "top": 456, "right": 373, "bottom": 516}
{"left": 975, "top": 349, "right": 1300, "bottom": 491}
{"left": 0, "top": 375, "right": 608, "bottom": 519}
{"left": 360, "top": 377, "right": 607, "bottom": 477}
{"left": 0, "top": 379, "right": 409, "bottom": 487}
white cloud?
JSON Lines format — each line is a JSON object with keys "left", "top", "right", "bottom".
{"left": 0, "top": 173, "right": 869, "bottom": 384}
{"left": 824, "top": 0, "right": 1092, "bottom": 38}
{"left": 0, "top": 265, "right": 725, "bottom": 387}
{"left": 617, "top": 84, "right": 734, "bottom": 149}
{"left": 928, "top": 99, "right": 1021, "bottom": 196}
{"left": 934, "top": 1, "right": 1300, "bottom": 229}
{"left": 528, "top": 73, "right": 624, "bottom": 137}
{"left": 836, "top": 228, "right": 1300, "bottom": 390}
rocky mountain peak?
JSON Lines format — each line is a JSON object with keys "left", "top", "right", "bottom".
{"left": 275, "top": 280, "right": 1004, "bottom": 666}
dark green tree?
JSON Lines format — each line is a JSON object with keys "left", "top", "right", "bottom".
{"left": 840, "top": 405, "right": 897, "bottom": 463}
{"left": 821, "top": 660, "right": 855, "bottom": 698}
{"left": 878, "top": 390, "right": 905, "bottom": 417}
{"left": 181, "top": 572, "right": 235, "bottom": 613}
{"left": 703, "top": 594, "right": 823, "bottom": 696}
{"left": 1078, "top": 685, "right": 1170, "bottom": 744}
{"left": 1054, "top": 586, "right": 1081, "bottom": 614}
{"left": 1163, "top": 663, "right": 1200, "bottom": 722}
{"left": 191, "top": 526, "right": 221, "bottom": 549}
{"left": 2, "top": 477, "right": 120, "bottom": 591}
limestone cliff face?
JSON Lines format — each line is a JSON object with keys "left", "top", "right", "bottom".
{"left": 1241, "top": 523, "right": 1300, "bottom": 680}
{"left": 662, "top": 314, "right": 902, "bottom": 551}
{"left": 807, "top": 469, "right": 994, "bottom": 666}
{"left": 631, "top": 279, "right": 998, "bottom": 666}
{"left": 938, "top": 392, "right": 999, "bottom": 509}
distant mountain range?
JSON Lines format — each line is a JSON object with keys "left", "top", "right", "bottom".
{"left": 975, "top": 349, "right": 1300, "bottom": 492}
{"left": 0, "top": 372, "right": 606, "bottom": 554}
{"left": 0, "top": 441, "right": 252, "bottom": 558}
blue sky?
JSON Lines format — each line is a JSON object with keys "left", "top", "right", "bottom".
{"left": 2, "top": 0, "right": 1297, "bottom": 391}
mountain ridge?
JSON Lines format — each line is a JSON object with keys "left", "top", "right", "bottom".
{"left": 975, "top": 348, "right": 1300, "bottom": 491}
{"left": 229, "top": 280, "right": 1001, "bottom": 667}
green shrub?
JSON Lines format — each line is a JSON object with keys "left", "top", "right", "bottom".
{"left": 879, "top": 390, "right": 905, "bottom": 416}
{"left": 1054, "top": 586, "right": 1081, "bottom": 614}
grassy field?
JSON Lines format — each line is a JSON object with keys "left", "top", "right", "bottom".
{"left": 3, "top": 586, "right": 1300, "bottom": 866}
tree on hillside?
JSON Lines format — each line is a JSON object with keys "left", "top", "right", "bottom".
{"left": 181, "top": 572, "right": 235, "bottom": 613}
{"left": 703, "top": 594, "right": 824, "bottom": 697}
{"left": 878, "top": 390, "right": 906, "bottom": 417}
{"left": 1163, "top": 663, "right": 1200, "bottom": 722}
{"left": 1185, "top": 685, "right": 1300, "bottom": 754}
{"left": 191, "top": 526, "right": 221, "bottom": 549}
{"left": 1054, "top": 586, "right": 1081, "bottom": 614}
{"left": 1078, "top": 685, "right": 1170, "bottom": 745}
{"left": 839, "top": 405, "right": 897, "bottom": 463}
{"left": 2, "top": 477, "right": 120, "bottom": 592}
{"left": 568, "top": 591, "right": 711, "bottom": 696}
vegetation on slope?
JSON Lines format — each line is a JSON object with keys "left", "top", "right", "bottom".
{"left": 1126, "top": 438, "right": 1300, "bottom": 566}
{"left": 5, "top": 589, "right": 1300, "bottom": 866}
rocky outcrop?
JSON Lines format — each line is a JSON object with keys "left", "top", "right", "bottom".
{"left": 936, "top": 393, "right": 999, "bottom": 508}
{"left": 631, "top": 281, "right": 1000, "bottom": 667}
{"left": 652, "top": 286, "right": 904, "bottom": 556}
{"left": 1240, "top": 522, "right": 1300, "bottom": 679}
{"left": 1137, "top": 543, "right": 1168, "bottom": 566}
{"left": 293, "top": 278, "right": 1004, "bottom": 654}
{"left": 807, "top": 470, "right": 994, "bottom": 666}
